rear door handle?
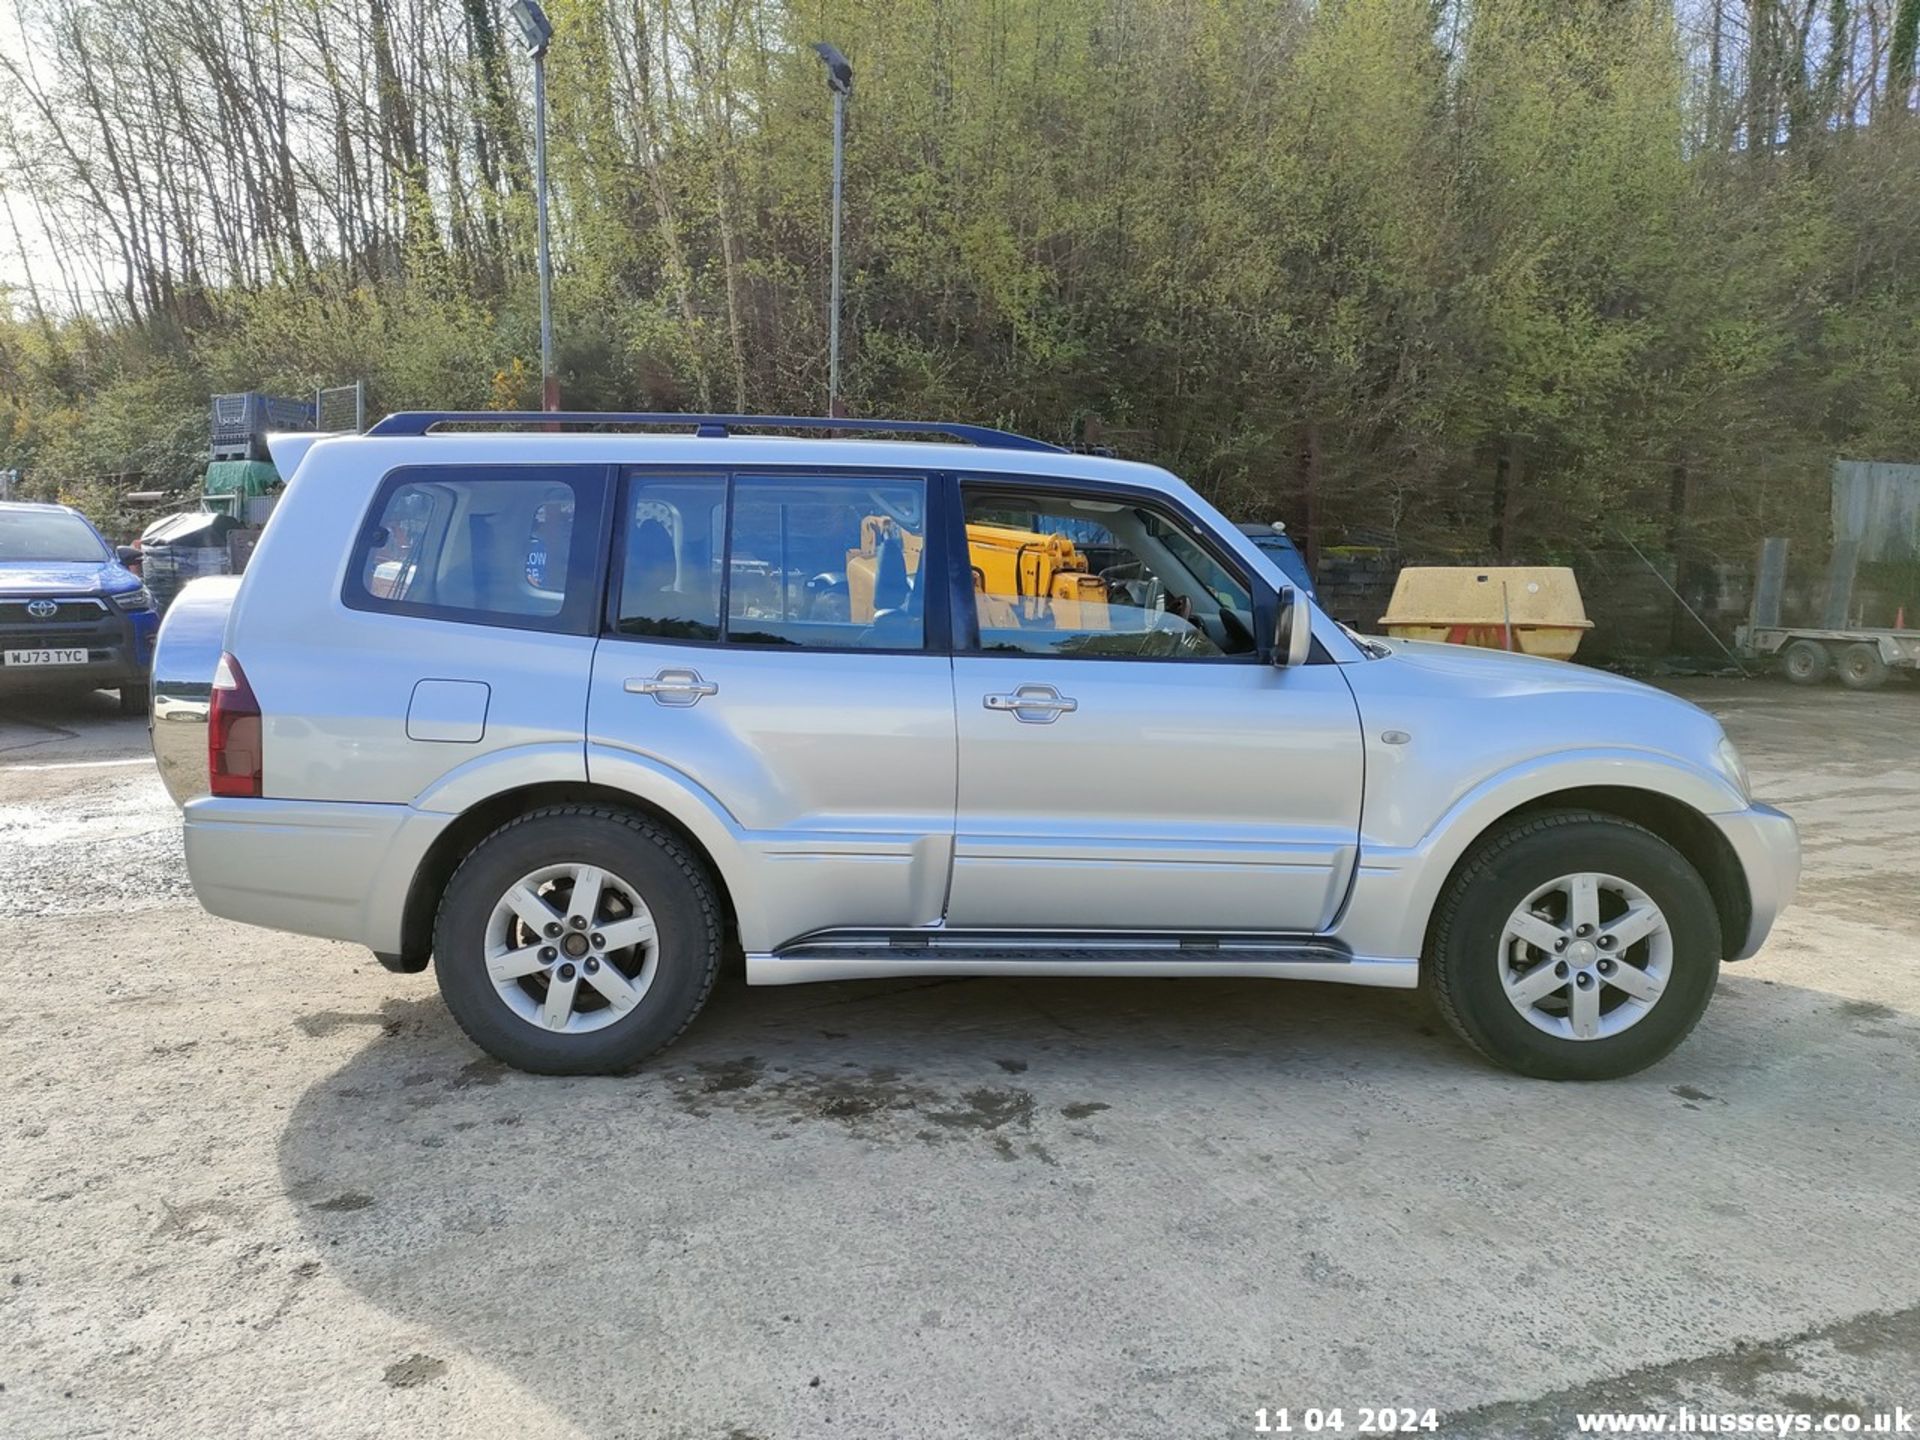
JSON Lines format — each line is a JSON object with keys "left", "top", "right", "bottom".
{"left": 983, "top": 684, "right": 1078, "bottom": 723}
{"left": 625, "top": 668, "right": 718, "bottom": 707}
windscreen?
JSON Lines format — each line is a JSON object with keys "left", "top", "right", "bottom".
{"left": 0, "top": 510, "right": 109, "bottom": 563}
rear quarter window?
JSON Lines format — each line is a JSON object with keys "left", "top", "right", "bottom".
{"left": 344, "top": 465, "right": 607, "bottom": 634}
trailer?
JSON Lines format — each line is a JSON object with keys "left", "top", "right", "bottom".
{"left": 1738, "top": 622, "right": 1919, "bottom": 689}
{"left": 1736, "top": 462, "right": 1920, "bottom": 690}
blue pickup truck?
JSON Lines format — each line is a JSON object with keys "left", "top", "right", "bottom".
{"left": 0, "top": 500, "right": 158, "bottom": 713}
{"left": 1236, "top": 521, "right": 1317, "bottom": 598}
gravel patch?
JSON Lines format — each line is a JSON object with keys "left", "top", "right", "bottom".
{"left": 0, "top": 772, "right": 189, "bottom": 917}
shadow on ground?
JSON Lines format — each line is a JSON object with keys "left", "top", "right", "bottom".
{"left": 276, "top": 965, "right": 1920, "bottom": 1438}
{"left": 0, "top": 688, "right": 148, "bottom": 762}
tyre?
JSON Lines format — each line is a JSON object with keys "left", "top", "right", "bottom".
{"left": 118, "top": 683, "right": 150, "bottom": 716}
{"left": 1779, "top": 639, "right": 1829, "bottom": 685}
{"left": 1426, "top": 811, "right": 1721, "bottom": 1081}
{"left": 1835, "top": 642, "right": 1889, "bottom": 691}
{"left": 432, "top": 806, "right": 723, "bottom": 1075}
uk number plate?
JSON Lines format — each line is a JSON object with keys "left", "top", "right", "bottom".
{"left": 3, "top": 647, "right": 89, "bottom": 666}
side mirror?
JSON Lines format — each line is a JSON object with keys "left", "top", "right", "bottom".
{"left": 116, "top": 545, "right": 140, "bottom": 564}
{"left": 1272, "top": 586, "right": 1312, "bottom": 667}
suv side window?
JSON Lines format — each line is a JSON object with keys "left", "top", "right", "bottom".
{"left": 959, "top": 483, "right": 1259, "bottom": 659}
{"left": 346, "top": 465, "right": 605, "bottom": 634}
{"left": 613, "top": 473, "right": 726, "bottom": 641}
{"left": 611, "top": 470, "right": 931, "bottom": 652}
{"left": 727, "top": 473, "right": 928, "bottom": 650}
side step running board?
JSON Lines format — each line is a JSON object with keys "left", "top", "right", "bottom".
{"left": 745, "top": 931, "right": 1419, "bottom": 990}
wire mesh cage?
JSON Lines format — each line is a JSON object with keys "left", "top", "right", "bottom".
{"left": 314, "top": 382, "right": 367, "bottom": 434}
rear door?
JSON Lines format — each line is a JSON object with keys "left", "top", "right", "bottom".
{"left": 255, "top": 463, "right": 606, "bottom": 803}
{"left": 585, "top": 466, "right": 958, "bottom": 947}
{"left": 944, "top": 476, "right": 1364, "bottom": 934}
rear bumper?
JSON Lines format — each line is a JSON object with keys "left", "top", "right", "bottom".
{"left": 1711, "top": 802, "right": 1801, "bottom": 959}
{"left": 182, "top": 795, "right": 451, "bottom": 952}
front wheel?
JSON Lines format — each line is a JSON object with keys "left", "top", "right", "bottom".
{"left": 1426, "top": 811, "right": 1721, "bottom": 1080}
{"left": 118, "top": 682, "right": 150, "bottom": 716}
{"left": 433, "top": 806, "right": 722, "bottom": 1075}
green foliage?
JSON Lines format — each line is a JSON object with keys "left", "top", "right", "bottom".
{"left": 0, "top": 309, "right": 204, "bottom": 525}
{"left": 2, "top": 0, "right": 1918, "bottom": 573}
{"left": 1894, "top": 0, "right": 1920, "bottom": 97}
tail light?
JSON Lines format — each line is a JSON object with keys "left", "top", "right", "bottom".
{"left": 208, "top": 652, "right": 263, "bottom": 798}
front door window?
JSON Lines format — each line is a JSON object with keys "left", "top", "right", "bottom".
{"left": 960, "top": 487, "right": 1258, "bottom": 659}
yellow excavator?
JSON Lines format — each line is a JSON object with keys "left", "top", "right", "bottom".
{"left": 844, "top": 516, "right": 1112, "bottom": 631}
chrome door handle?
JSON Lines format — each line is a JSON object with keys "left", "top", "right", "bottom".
{"left": 983, "top": 684, "right": 1078, "bottom": 723}
{"left": 625, "top": 668, "right": 718, "bottom": 707}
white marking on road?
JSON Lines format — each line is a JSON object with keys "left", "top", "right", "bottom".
{"left": 0, "top": 756, "right": 151, "bottom": 772}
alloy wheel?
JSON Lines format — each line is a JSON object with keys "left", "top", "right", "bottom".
{"left": 1498, "top": 871, "right": 1672, "bottom": 1041}
{"left": 483, "top": 863, "right": 659, "bottom": 1034}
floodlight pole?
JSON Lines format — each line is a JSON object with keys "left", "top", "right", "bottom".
{"left": 813, "top": 43, "right": 852, "bottom": 419}
{"left": 510, "top": 1, "right": 558, "bottom": 411}
{"left": 532, "top": 47, "right": 556, "bottom": 411}
{"left": 828, "top": 85, "right": 846, "bottom": 418}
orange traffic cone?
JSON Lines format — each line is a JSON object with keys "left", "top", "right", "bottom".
{"left": 1897, "top": 605, "right": 1908, "bottom": 631}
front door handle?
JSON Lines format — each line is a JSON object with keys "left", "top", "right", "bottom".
{"left": 983, "top": 684, "right": 1078, "bottom": 724}
{"left": 625, "top": 668, "right": 718, "bottom": 707}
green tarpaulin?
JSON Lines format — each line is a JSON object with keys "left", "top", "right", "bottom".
{"left": 204, "top": 459, "right": 280, "bottom": 497}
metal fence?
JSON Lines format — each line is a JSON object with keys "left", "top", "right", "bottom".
{"left": 314, "top": 381, "right": 367, "bottom": 434}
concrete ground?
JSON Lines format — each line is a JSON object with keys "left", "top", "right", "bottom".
{"left": 1, "top": 679, "right": 1916, "bottom": 1439}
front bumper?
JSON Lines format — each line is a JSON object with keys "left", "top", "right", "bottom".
{"left": 1711, "top": 801, "right": 1801, "bottom": 959}
{"left": 183, "top": 796, "right": 452, "bottom": 952}
{"left": 0, "top": 648, "right": 145, "bottom": 693}
{"left": 0, "top": 601, "right": 155, "bottom": 694}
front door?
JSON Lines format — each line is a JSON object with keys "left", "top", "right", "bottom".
{"left": 944, "top": 478, "right": 1363, "bottom": 934}
{"left": 585, "top": 466, "right": 957, "bottom": 948}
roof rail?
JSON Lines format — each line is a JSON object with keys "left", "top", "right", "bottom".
{"left": 363, "top": 411, "right": 1064, "bottom": 453}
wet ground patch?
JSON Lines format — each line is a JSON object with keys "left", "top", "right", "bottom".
{"left": 381, "top": 1353, "right": 447, "bottom": 1389}
{"left": 664, "top": 1056, "right": 1090, "bottom": 1163}
{"left": 311, "top": 1192, "right": 374, "bottom": 1213}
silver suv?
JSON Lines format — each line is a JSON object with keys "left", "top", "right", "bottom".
{"left": 151, "top": 412, "right": 1799, "bottom": 1080}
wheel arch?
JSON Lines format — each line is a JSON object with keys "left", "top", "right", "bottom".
{"left": 1424, "top": 786, "right": 1751, "bottom": 963}
{"left": 392, "top": 781, "right": 740, "bottom": 970}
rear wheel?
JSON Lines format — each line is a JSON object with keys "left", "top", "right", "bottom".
{"left": 1779, "top": 639, "right": 1829, "bottom": 685}
{"left": 1427, "top": 811, "right": 1721, "bottom": 1080}
{"left": 433, "top": 806, "right": 722, "bottom": 1075}
{"left": 1835, "top": 642, "right": 1889, "bottom": 691}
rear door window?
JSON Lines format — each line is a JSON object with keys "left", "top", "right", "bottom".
{"left": 726, "top": 474, "right": 929, "bottom": 650}
{"left": 608, "top": 470, "right": 934, "bottom": 652}
{"left": 611, "top": 474, "right": 727, "bottom": 641}
{"left": 346, "top": 466, "right": 606, "bottom": 634}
